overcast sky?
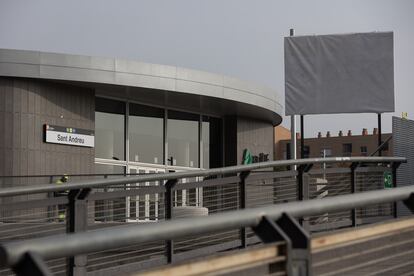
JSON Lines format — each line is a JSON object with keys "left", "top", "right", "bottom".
{"left": 1, "top": 0, "right": 413, "bottom": 137}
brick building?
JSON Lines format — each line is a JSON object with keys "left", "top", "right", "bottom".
{"left": 275, "top": 127, "right": 392, "bottom": 160}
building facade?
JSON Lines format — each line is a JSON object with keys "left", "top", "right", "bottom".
{"left": 276, "top": 128, "right": 392, "bottom": 160}
{"left": 0, "top": 49, "right": 283, "bottom": 178}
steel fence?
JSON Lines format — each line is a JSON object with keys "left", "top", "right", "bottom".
{"left": 0, "top": 156, "right": 407, "bottom": 275}
{"left": 1, "top": 184, "right": 414, "bottom": 276}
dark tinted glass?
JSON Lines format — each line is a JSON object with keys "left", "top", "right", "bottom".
{"left": 167, "top": 110, "right": 199, "bottom": 167}
{"left": 129, "top": 103, "right": 164, "bottom": 164}
{"left": 95, "top": 98, "right": 125, "bottom": 160}
{"left": 202, "top": 116, "right": 222, "bottom": 168}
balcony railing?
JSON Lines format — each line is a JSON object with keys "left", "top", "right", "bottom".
{"left": 0, "top": 156, "right": 407, "bottom": 275}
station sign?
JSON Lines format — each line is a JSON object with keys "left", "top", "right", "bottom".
{"left": 44, "top": 124, "right": 94, "bottom": 148}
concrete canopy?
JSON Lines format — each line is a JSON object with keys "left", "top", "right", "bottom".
{"left": 0, "top": 49, "right": 283, "bottom": 125}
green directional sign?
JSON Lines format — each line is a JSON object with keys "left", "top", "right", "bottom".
{"left": 384, "top": 171, "right": 393, "bottom": 189}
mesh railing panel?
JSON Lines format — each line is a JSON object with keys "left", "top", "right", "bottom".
{"left": 308, "top": 172, "right": 353, "bottom": 231}
{"left": 0, "top": 163, "right": 401, "bottom": 275}
{"left": 0, "top": 192, "right": 69, "bottom": 276}
{"left": 356, "top": 170, "right": 394, "bottom": 225}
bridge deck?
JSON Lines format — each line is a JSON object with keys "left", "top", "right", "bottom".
{"left": 138, "top": 218, "right": 414, "bottom": 276}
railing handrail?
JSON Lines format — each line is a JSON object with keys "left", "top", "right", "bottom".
{"left": 0, "top": 156, "right": 406, "bottom": 197}
{"left": 0, "top": 185, "right": 413, "bottom": 267}
{"left": 0, "top": 173, "right": 151, "bottom": 178}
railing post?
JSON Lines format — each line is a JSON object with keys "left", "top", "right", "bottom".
{"left": 298, "top": 167, "right": 304, "bottom": 202}
{"left": 12, "top": 252, "right": 52, "bottom": 276}
{"left": 350, "top": 163, "right": 358, "bottom": 227}
{"left": 48, "top": 176, "right": 54, "bottom": 222}
{"left": 297, "top": 164, "right": 312, "bottom": 201}
{"left": 392, "top": 163, "right": 400, "bottom": 218}
{"left": 252, "top": 213, "right": 311, "bottom": 276}
{"left": 67, "top": 188, "right": 91, "bottom": 276}
{"left": 297, "top": 164, "right": 312, "bottom": 230}
{"left": 239, "top": 171, "right": 250, "bottom": 248}
{"left": 302, "top": 173, "right": 310, "bottom": 231}
{"left": 102, "top": 175, "right": 112, "bottom": 222}
{"left": 165, "top": 179, "right": 178, "bottom": 263}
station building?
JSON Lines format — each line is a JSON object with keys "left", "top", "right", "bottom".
{"left": 0, "top": 49, "right": 283, "bottom": 178}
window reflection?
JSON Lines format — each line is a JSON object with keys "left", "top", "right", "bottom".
{"left": 94, "top": 97, "right": 223, "bottom": 170}
{"left": 95, "top": 98, "right": 125, "bottom": 160}
{"left": 167, "top": 111, "right": 199, "bottom": 167}
{"left": 129, "top": 103, "right": 164, "bottom": 164}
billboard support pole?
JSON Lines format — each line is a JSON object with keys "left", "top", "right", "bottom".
{"left": 291, "top": 116, "right": 296, "bottom": 161}
{"left": 300, "top": 115, "right": 305, "bottom": 159}
{"left": 289, "top": 28, "right": 297, "bottom": 168}
{"left": 378, "top": 113, "right": 382, "bottom": 156}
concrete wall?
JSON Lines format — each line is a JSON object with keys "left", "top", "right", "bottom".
{"left": 0, "top": 77, "right": 95, "bottom": 177}
{"left": 236, "top": 117, "right": 274, "bottom": 208}
{"left": 237, "top": 117, "right": 274, "bottom": 164}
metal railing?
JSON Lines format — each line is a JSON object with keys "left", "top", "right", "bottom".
{"left": 1, "top": 185, "right": 414, "bottom": 276}
{"left": 0, "top": 156, "right": 407, "bottom": 275}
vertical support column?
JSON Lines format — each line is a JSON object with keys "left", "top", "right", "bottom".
{"left": 289, "top": 28, "right": 297, "bottom": 171}
{"left": 300, "top": 115, "right": 305, "bottom": 159}
{"left": 164, "top": 110, "right": 168, "bottom": 167}
{"left": 239, "top": 171, "right": 250, "bottom": 248}
{"left": 67, "top": 188, "right": 91, "bottom": 276}
{"left": 350, "top": 163, "right": 358, "bottom": 227}
{"left": 290, "top": 116, "right": 296, "bottom": 170}
{"left": 378, "top": 113, "right": 382, "bottom": 157}
{"left": 165, "top": 179, "right": 177, "bottom": 263}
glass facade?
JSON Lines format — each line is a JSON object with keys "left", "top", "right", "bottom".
{"left": 94, "top": 97, "right": 222, "bottom": 169}
{"left": 95, "top": 98, "right": 125, "bottom": 161}
{"left": 129, "top": 103, "right": 164, "bottom": 164}
{"left": 94, "top": 97, "right": 224, "bottom": 222}
{"left": 167, "top": 110, "right": 199, "bottom": 168}
{"left": 202, "top": 116, "right": 222, "bottom": 169}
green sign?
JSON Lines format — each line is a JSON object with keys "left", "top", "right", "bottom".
{"left": 384, "top": 171, "right": 393, "bottom": 189}
{"left": 242, "top": 149, "right": 253, "bottom": 165}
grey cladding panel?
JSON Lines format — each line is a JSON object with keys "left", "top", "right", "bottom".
{"left": 393, "top": 116, "right": 414, "bottom": 216}
{"left": 0, "top": 77, "right": 95, "bottom": 176}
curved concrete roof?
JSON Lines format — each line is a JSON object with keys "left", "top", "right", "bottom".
{"left": 0, "top": 48, "right": 283, "bottom": 124}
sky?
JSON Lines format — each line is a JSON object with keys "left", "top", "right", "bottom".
{"left": 1, "top": 0, "right": 413, "bottom": 137}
